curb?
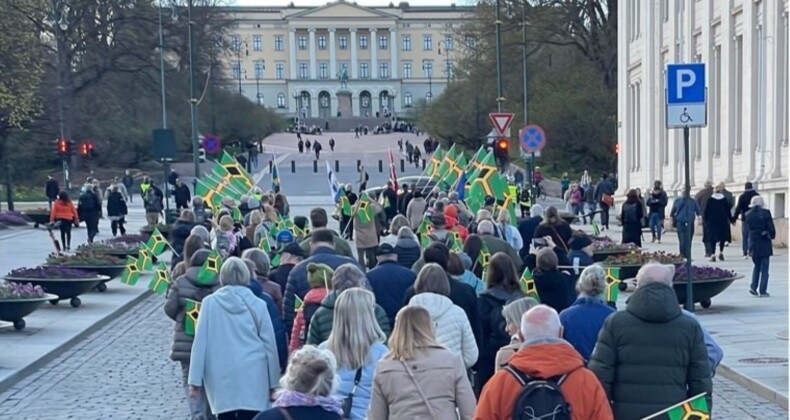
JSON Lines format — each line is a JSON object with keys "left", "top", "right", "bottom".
{"left": 0, "top": 289, "right": 153, "bottom": 394}
{"left": 718, "top": 363, "right": 789, "bottom": 409}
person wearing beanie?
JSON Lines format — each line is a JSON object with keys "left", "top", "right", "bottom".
{"left": 568, "top": 232, "right": 595, "bottom": 269}
{"left": 243, "top": 197, "right": 261, "bottom": 225}
{"left": 444, "top": 205, "right": 469, "bottom": 241}
{"left": 428, "top": 211, "right": 450, "bottom": 244}
{"left": 289, "top": 263, "right": 334, "bottom": 353}
{"left": 293, "top": 215, "right": 309, "bottom": 241}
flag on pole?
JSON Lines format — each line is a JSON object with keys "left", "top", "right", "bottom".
{"left": 120, "top": 256, "right": 141, "bottom": 285}
{"left": 476, "top": 242, "right": 491, "bottom": 281}
{"left": 455, "top": 171, "right": 467, "bottom": 201}
{"left": 423, "top": 147, "right": 444, "bottom": 178}
{"left": 184, "top": 299, "right": 202, "bottom": 336}
{"left": 136, "top": 247, "right": 154, "bottom": 271}
{"left": 592, "top": 221, "right": 601, "bottom": 236}
{"left": 436, "top": 144, "right": 458, "bottom": 180}
{"left": 149, "top": 261, "right": 172, "bottom": 295}
{"left": 194, "top": 179, "right": 225, "bottom": 209}
{"left": 197, "top": 250, "right": 223, "bottom": 284}
{"left": 259, "top": 236, "right": 272, "bottom": 253}
{"left": 519, "top": 268, "right": 540, "bottom": 302}
{"left": 640, "top": 393, "right": 709, "bottom": 420}
{"left": 388, "top": 148, "right": 399, "bottom": 192}
{"left": 219, "top": 151, "right": 254, "bottom": 189}
{"left": 604, "top": 267, "right": 621, "bottom": 302}
{"left": 440, "top": 153, "right": 467, "bottom": 189}
{"left": 326, "top": 161, "right": 340, "bottom": 204}
{"left": 294, "top": 295, "right": 304, "bottom": 312}
{"left": 356, "top": 192, "right": 375, "bottom": 224}
{"left": 145, "top": 228, "right": 169, "bottom": 256}
{"left": 467, "top": 146, "right": 488, "bottom": 175}
{"left": 204, "top": 171, "right": 244, "bottom": 199}
{"left": 271, "top": 157, "right": 281, "bottom": 191}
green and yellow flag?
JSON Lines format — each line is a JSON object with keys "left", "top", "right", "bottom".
{"left": 271, "top": 253, "right": 281, "bottom": 268}
{"left": 440, "top": 153, "right": 468, "bottom": 189}
{"left": 184, "top": 299, "right": 202, "bottom": 336}
{"left": 466, "top": 146, "right": 488, "bottom": 176}
{"left": 194, "top": 179, "right": 225, "bottom": 210}
{"left": 435, "top": 144, "right": 458, "bottom": 180}
{"left": 604, "top": 267, "right": 621, "bottom": 302}
{"left": 145, "top": 228, "right": 169, "bottom": 256}
{"left": 338, "top": 190, "right": 353, "bottom": 216}
{"left": 476, "top": 242, "right": 491, "bottom": 281}
{"left": 197, "top": 250, "right": 223, "bottom": 284}
{"left": 218, "top": 151, "right": 254, "bottom": 190}
{"left": 592, "top": 221, "right": 601, "bottom": 236}
{"left": 120, "top": 256, "right": 142, "bottom": 285}
{"left": 136, "top": 247, "right": 154, "bottom": 271}
{"left": 204, "top": 171, "right": 244, "bottom": 200}
{"left": 420, "top": 234, "right": 431, "bottom": 249}
{"left": 423, "top": 147, "right": 444, "bottom": 178}
{"left": 356, "top": 192, "right": 375, "bottom": 224}
{"left": 466, "top": 150, "right": 497, "bottom": 182}
{"left": 448, "top": 228, "right": 463, "bottom": 253}
{"left": 467, "top": 169, "right": 510, "bottom": 214}
{"left": 641, "top": 393, "right": 709, "bottom": 420}
{"left": 416, "top": 216, "right": 430, "bottom": 236}
{"left": 259, "top": 236, "right": 272, "bottom": 253}
{"left": 294, "top": 295, "right": 304, "bottom": 312}
{"left": 149, "top": 261, "right": 172, "bottom": 295}
{"left": 519, "top": 268, "right": 540, "bottom": 302}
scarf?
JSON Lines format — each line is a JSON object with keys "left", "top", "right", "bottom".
{"left": 272, "top": 390, "right": 344, "bottom": 416}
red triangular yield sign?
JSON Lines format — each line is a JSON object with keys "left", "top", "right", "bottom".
{"left": 489, "top": 112, "right": 514, "bottom": 136}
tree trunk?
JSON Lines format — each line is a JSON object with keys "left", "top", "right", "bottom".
{"left": 1, "top": 137, "right": 14, "bottom": 212}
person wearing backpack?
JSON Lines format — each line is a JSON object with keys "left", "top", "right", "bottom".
{"left": 476, "top": 253, "right": 525, "bottom": 394}
{"left": 620, "top": 189, "right": 644, "bottom": 247}
{"left": 289, "top": 263, "right": 333, "bottom": 353}
{"left": 77, "top": 184, "right": 102, "bottom": 243}
{"left": 475, "top": 305, "right": 613, "bottom": 420}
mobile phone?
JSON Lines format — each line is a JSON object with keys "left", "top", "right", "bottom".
{"left": 533, "top": 238, "right": 548, "bottom": 248}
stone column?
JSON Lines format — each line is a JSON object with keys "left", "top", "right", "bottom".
{"left": 350, "top": 28, "right": 358, "bottom": 79}
{"left": 329, "top": 28, "right": 337, "bottom": 78}
{"left": 288, "top": 29, "right": 297, "bottom": 79}
{"left": 308, "top": 28, "right": 317, "bottom": 80}
{"left": 390, "top": 28, "right": 398, "bottom": 79}
{"left": 370, "top": 28, "right": 378, "bottom": 79}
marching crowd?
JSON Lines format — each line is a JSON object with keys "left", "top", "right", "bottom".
{"left": 148, "top": 171, "right": 751, "bottom": 420}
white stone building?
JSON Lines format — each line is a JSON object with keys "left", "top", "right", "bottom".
{"left": 617, "top": 0, "right": 789, "bottom": 222}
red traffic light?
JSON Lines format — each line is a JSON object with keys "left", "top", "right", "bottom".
{"left": 80, "top": 143, "right": 90, "bottom": 156}
{"left": 57, "top": 138, "right": 67, "bottom": 154}
{"left": 614, "top": 143, "right": 620, "bottom": 154}
{"left": 496, "top": 139, "right": 509, "bottom": 151}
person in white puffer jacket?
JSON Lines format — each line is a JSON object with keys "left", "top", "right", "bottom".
{"left": 408, "top": 263, "right": 479, "bottom": 369}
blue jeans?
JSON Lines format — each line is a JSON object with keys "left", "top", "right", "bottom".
{"left": 649, "top": 213, "right": 663, "bottom": 240}
{"left": 741, "top": 221, "right": 749, "bottom": 256}
{"left": 750, "top": 256, "right": 770, "bottom": 294}
{"left": 677, "top": 222, "right": 694, "bottom": 260}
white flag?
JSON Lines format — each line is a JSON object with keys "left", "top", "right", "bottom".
{"left": 326, "top": 161, "right": 339, "bottom": 204}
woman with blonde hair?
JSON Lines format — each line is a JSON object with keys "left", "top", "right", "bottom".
{"left": 494, "top": 297, "right": 539, "bottom": 370}
{"left": 256, "top": 345, "right": 343, "bottom": 419}
{"left": 560, "top": 264, "right": 616, "bottom": 362}
{"left": 254, "top": 205, "right": 279, "bottom": 246}
{"left": 319, "top": 288, "right": 388, "bottom": 419}
{"left": 380, "top": 214, "right": 410, "bottom": 246}
{"left": 496, "top": 210, "right": 523, "bottom": 252}
{"left": 246, "top": 210, "right": 263, "bottom": 245}
{"left": 368, "top": 306, "right": 476, "bottom": 419}
{"left": 407, "top": 263, "right": 478, "bottom": 368}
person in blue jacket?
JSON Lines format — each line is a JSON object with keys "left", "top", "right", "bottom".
{"left": 243, "top": 259, "right": 288, "bottom": 372}
{"left": 559, "top": 264, "right": 616, "bottom": 363}
{"left": 366, "top": 243, "right": 417, "bottom": 328}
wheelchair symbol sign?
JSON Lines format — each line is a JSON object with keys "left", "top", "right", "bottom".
{"left": 679, "top": 108, "right": 693, "bottom": 124}
{"left": 519, "top": 124, "right": 546, "bottom": 153}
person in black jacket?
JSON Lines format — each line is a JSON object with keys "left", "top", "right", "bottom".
{"left": 269, "top": 243, "right": 306, "bottom": 293}
{"left": 106, "top": 186, "right": 128, "bottom": 237}
{"left": 77, "top": 185, "right": 102, "bottom": 243}
{"left": 745, "top": 196, "right": 776, "bottom": 297}
{"left": 517, "top": 204, "right": 543, "bottom": 260}
{"left": 567, "top": 233, "right": 595, "bottom": 269}
{"left": 398, "top": 184, "right": 411, "bottom": 215}
{"left": 533, "top": 206, "right": 573, "bottom": 253}
{"left": 401, "top": 243, "right": 482, "bottom": 348}
{"left": 589, "top": 263, "right": 711, "bottom": 419}
{"left": 532, "top": 247, "right": 576, "bottom": 313}
{"left": 620, "top": 189, "right": 644, "bottom": 247}
{"left": 45, "top": 175, "right": 59, "bottom": 210}
{"left": 646, "top": 180, "right": 668, "bottom": 243}
{"left": 381, "top": 181, "right": 398, "bottom": 223}
{"left": 173, "top": 178, "right": 191, "bottom": 211}
{"left": 170, "top": 210, "right": 196, "bottom": 267}
{"left": 732, "top": 182, "right": 759, "bottom": 258}
{"left": 367, "top": 243, "right": 417, "bottom": 328}
{"left": 393, "top": 227, "right": 421, "bottom": 269}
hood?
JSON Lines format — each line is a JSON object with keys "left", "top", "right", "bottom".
{"left": 711, "top": 193, "right": 725, "bottom": 200}
{"left": 444, "top": 213, "right": 459, "bottom": 228}
{"left": 484, "top": 287, "right": 523, "bottom": 303}
{"left": 184, "top": 267, "right": 220, "bottom": 288}
{"left": 304, "top": 287, "right": 329, "bottom": 303}
{"left": 409, "top": 292, "right": 454, "bottom": 318}
{"left": 320, "top": 290, "right": 340, "bottom": 310}
{"left": 395, "top": 236, "right": 420, "bottom": 249}
{"left": 508, "top": 340, "right": 584, "bottom": 378}
{"left": 211, "top": 285, "right": 257, "bottom": 314}
{"left": 445, "top": 205, "right": 458, "bottom": 219}
{"left": 626, "top": 283, "right": 682, "bottom": 323}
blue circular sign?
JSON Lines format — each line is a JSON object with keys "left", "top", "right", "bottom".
{"left": 202, "top": 134, "right": 221, "bottom": 154}
{"left": 519, "top": 124, "right": 546, "bottom": 152}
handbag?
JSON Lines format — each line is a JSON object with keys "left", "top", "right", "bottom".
{"left": 341, "top": 367, "right": 363, "bottom": 418}
{"left": 602, "top": 193, "right": 615, "bottom": 207}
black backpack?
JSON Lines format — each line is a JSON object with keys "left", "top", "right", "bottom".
{"left": 480, "top": 294, "right": 510, "bottom": 351}
{"left": 78, "top": 192, "right": 96, "bottom": 212}
{"left": 299, "top": 301, "right": 321, "bottom": 344}
{"left": 623, "top": 203, "right": 639, "bottom": 224}
{"left": 505, "top": 365, "right": 571, "bottom": 420}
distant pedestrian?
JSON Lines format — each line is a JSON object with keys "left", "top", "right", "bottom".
{"left": 144, "top": 187, "right": 164, "bottom": 226}
{"left": 50, "top": 191, "right": 79, "bottom": 251}
{"left": 45, "top": 175, "right": 59, "bottom": 210}
{"left": 670, "top": 193, "right": 701, "bottom": 260}
{"left": 329, "top": 137, "right": 335, "bottom": 151}
{"left": 305, "top": 139, "right": 311, "bottom": 152}
{"left": 620, "top": 189, "right": 644, "bottom": 247}
{"left": 168, "top": 169, "right": 180, "bottom": 187}
{"left": 594, "top": 174, "right": 615, "bottom": 230}
{"left": 122, "top": 170, "right": 135, "bottom": 203}
{"left": 397, "top": 138, "right": 403, "bottom": 152}
{"left": 745, "top": 196, "right": 776, "bottom": 297}
{"left": 78, "top": 184, "right": 101, "bottom": 243}
{"left": 358, "top": 164, "right": 368, "bottom": 193}
{"left": 173, "top": 178, "right": 191, "bottom": 211}
{"left": 702, "top": 183, "right": 732, "bottom": 261}
{"left": 325, "top": 119, "right": 329, "bottom": 130}
{"left": 732, "top": 181, "right": 759, "bottom": 258}
{"left": 106, "top": 185, "right": 128, "bottom": 237}
{"left": 412, "top": 147, "right": 421, "bottom": 168}
{"left": 313, "top": 140, "right": 322, "bottom": 159}
{"left": 580, "top": 169, "right": 592, "bottom": 190}
{"left": 354, "top": 127, "right": 360, "bottom": 139}
{"left": 646, "top": 180, "right": 668, "bottom": 243}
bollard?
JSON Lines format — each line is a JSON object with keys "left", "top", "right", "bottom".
{"left": 335, "top": 160, "right": 340, "bottom": 172}
{"left": 400, "top": 159, "right": 405, "bottom": 172}
{"left": 378, "top": 160, "right": 384, "bottom": 172}
{"left": 291, "top": 160, "right": 296, "bottom": 173}
{"left": 421, "top": 159, "right": 426, "bottom": 170}
{"left": 356, "top": 159, "right": 361, "bottom": 170}
{"left": 269, "top": 160, "right": 273, "bottom": 172}
{"left": 313, "top": 160, "right": 318, "bottom": 173}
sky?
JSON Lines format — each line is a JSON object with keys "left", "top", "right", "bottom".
{"left": 231, "top": 0, "right": 460, "bottom": 6}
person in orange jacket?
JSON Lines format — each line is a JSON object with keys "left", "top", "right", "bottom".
{"left": 475, "top": 305, "right": 613, "bottom": 420}
{"left": 50, "top": 191, "right": 79, "bottom": 251}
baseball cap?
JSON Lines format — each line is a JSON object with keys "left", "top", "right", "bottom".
{"left": 376, "top": 243, "right": 397, "bottom": 256}
{"left": 279, "top": 242, "right": 307, "bottom": 258}
{"left": 276, "top": 230, "right": 295, "bottom": 244}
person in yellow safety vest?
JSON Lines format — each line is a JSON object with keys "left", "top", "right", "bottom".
{"left": 519, "top": 185, "right": 532, "bottom": 218}
{"left": 139, "top": 177, "right": 151, "bottom": 202}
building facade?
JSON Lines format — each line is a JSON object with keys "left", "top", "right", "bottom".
{"left": 618, "top": 0, "right": 789, "bottom": 219}
{"left": 222, "top": 1, "right": 474, "bottom": 118}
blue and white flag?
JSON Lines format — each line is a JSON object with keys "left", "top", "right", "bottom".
{"left": 326, "top": 161, "right": 340, "bottom": 203}
{"left": 455, "top": 171, "right": 467, "bottom": 201}
{"left": 271, "top": 156, "right": 281, "bottom": 191}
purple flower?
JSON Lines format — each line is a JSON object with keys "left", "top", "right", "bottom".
{"left": 0, "top": 281, "right": 47, "bottom": 299}
{"left": 7, "top": 266, "right": 98, "bottom": 279}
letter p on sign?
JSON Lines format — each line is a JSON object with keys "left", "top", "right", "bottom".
{"left": 676, "top": 69, "right": 696, "bottom": 100}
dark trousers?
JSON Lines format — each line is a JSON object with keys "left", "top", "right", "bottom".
{"left": 110, "top": 218, "right": 126, "bottom": 236}
{"left": 704, "top": 241, "right": 725, "bottom": 256}
{"left": 741, "top": 222, "right": 750, "bottom": 256}
{"left": 85, "top": 216, "right": 99, "bottom": 243}
{"left": 677, "top": 222, "right": 695, "bottom": 260}
{"left": 57, "top": 218, "right": 72, "bottom": 249}
{"left": 599, "top": 203, "right": 611, "bottom": 228}
{"left": 750, "top": 256, "right": 770, "bottom": 294}
{"left": 217, "top": 410, "right": 257, "bottom": 420}
{"left": 357, "top": 247, "right": 377, "bottom": 270}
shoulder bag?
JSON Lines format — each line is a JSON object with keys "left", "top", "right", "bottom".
{"left": 341, "top": 367, "right": 363, "bottom": 418}
{"left": 400, "top": 358, "right": 439, "bottom": 419}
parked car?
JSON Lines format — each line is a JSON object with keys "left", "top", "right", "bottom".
{"left": 365, "top": 175, "right": 437, "bottom": 199}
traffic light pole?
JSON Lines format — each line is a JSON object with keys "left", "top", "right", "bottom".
{"left": 188, "top": 0, "right": 201, "bottom": 182}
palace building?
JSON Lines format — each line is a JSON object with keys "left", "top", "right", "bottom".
{"left": 221, "top": 0, "right": 474, "bottom": 118}
{"left": 618, "top": 0, "right": 789, "bottom": 221}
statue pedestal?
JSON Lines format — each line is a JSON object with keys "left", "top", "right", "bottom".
{"left": 336, "top": 90, "right": 352, "bottom": 117}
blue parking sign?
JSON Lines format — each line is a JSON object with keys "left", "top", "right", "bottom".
{"left": 666, "top": 63, "right": 707, "bottom": 128}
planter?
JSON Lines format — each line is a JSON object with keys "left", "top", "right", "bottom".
{"left": 592, "top": 250, "right": 632, "bottom": 263}
{"left": 44, "top": 265, "right": 125, "bottom": 292}
{"left": 3, "top": 276, "right": 109, "bottom": 308}
{"left": 0, "top": 294, "right": 59, "bottom": 330}
{"left": 23, "top": 212, "right": 50, "bottom": 229}
{"left": 673, "top": 276, "right": 742, "bottom": 308}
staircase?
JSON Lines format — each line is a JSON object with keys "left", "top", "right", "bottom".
{"left": 301, "top": 116, "right": 392, "bottom": 133}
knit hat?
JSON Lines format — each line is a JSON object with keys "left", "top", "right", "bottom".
{"left": 445, "top": 204, "right": 458, "bottom": 219}
{"left": 307, "top": 263, "right": 334, "bottom": 289}
{"left": 569, "top": 233, "right": 593, "bottom": 251}
{"left": 430, "top": 212, "right": 446, "bottom": 228}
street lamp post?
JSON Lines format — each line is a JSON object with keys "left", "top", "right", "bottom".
{"left": 187, "top": 0, "right": 200, "bottom": 180}
{"left": 47, "top": 0, "right": 71, "bottom": 189}
{"left": 495, "top": 0, "right": 504, "bottom": 113}
{"left": 292, "top": 89, "right": 299, "bottom": 125}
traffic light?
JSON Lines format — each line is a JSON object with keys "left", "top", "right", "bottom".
{"left": 80, "top": 142, "right": 89, "bottom": 156}
{"left": 87, "top": 142, "right": 95, "bottom": 157}
{"left": 614, "top": 143, "right": 620, "bottom": 154}
{"left": 56, "top": 138, "right": 68, "bottom": 155}
{"left": 494, "top": 138, "right": 509, "bottom": 159}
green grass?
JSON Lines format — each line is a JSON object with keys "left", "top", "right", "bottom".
{"left": 0, "top": 186, "right": 48, "bottom": 202}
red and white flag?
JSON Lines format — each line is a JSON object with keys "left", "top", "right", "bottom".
{"left": 388, "top": 148, "right": 399, "bottom": 192}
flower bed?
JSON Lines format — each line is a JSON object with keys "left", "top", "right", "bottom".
{"left": 673, "top": 265, "right": 737, "bottom": 282}
{"left": 103, "top": 234, "right": 146, "bottom": 246}
{"left": 46, "top": 252, "right": 125, "bottom": 266}
{"left": 4, "top": 266, "right": 108, "bottom": 308}
{"left": 0, "top": 280, "right": 56, "bottom": 331}
{"left": 592, "top": 237, "right": 638, "bottom": 253}
{"left": 0, "top": 211, "right": 30, "bottom": 226}
{"left": 8, "top": 266, "right": 98, "bottom": 279}
{"left": 0, "top": 280, "right": 46, "bottom": 300}
{"left": 76, "top": 241, "right": 140, "bottom": 255}
{"left": 602, "top": 250, "right": 685, "bottom": 266}
{"left": 672, "top": 265, "right": 741, "bottom": 308}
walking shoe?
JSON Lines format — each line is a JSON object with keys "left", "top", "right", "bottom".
{"left": 749, "top": 289, "right": 758, "bottom": 296}
{"left": 651, "top": 238, "right": 656, "bottom": 243}
{"left": 710, "top": 255, "right": 717, "bottom": 262}
{"left": 760, "top": 292, "right": 771, "bottom": 298}
{"left": 657, "top": 239, "right": 661, "bottom": 244}
{"left": 718, "top": 254, "right": 724, "bottom": 261}
{"left": 743, "top": 255, "right": 749, "bottom": 260}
